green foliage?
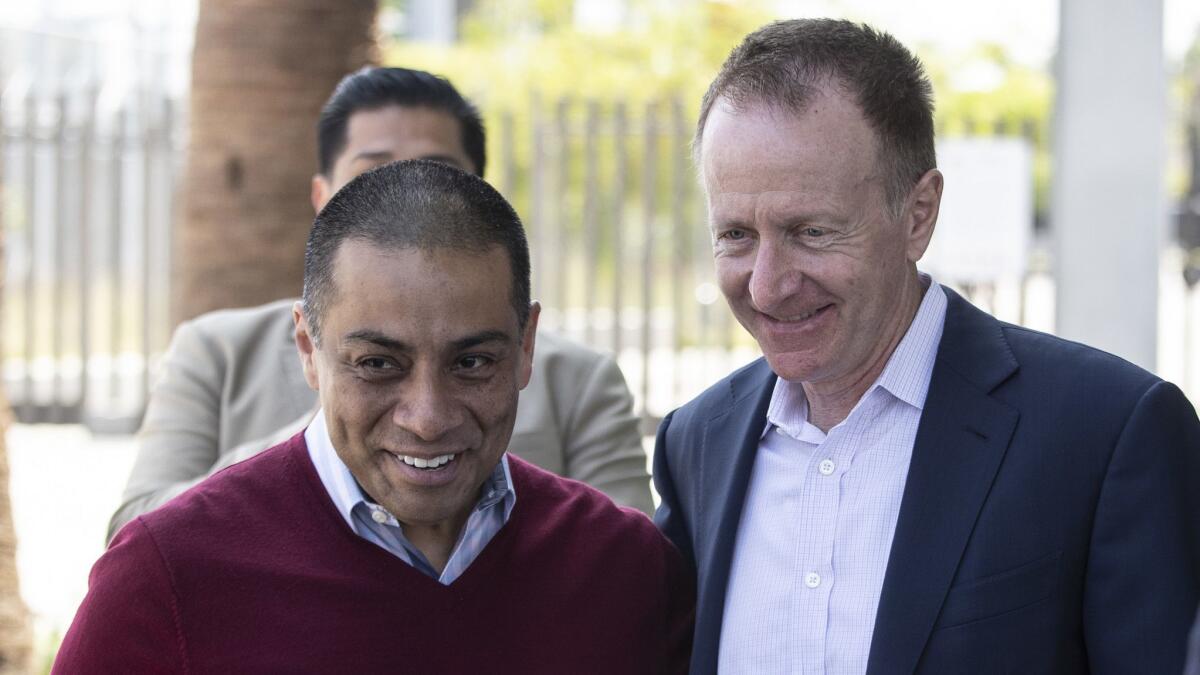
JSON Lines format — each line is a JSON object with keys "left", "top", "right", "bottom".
{"left": 377, "top": 1, "right": 1068, "bottom": 341}
{"left": 1169, "top": 27, "right": 1200, "bottom": 201}
{"left": 387, "top": 0, "right": 773, "bottom": 109}
{"left": 926, "top": 43, "right": 1053, "bottom": 217}
{"left": 384, "top": 2, "right": 1057, "bottom": 224}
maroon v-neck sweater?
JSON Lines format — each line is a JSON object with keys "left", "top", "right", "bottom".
{"left": 54, "top": 435, "right": 693, "bottom": 674}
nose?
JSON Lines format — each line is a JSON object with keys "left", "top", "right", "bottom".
{"left": 392, "top": 371, "right": 464, "bottom": 442}
{"left": 747, "top": 240, "right": 801, "bottom": 315}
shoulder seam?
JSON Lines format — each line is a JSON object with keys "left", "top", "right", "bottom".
{"left": 135, "top": 517, "right": 192, "bottom": 674}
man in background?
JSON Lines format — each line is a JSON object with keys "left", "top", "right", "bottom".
{"left": 109, "top": 67, "right": 652, "bottom": 539}
{"left": 654, "top": 18, "right": 1200, "bottom": 673}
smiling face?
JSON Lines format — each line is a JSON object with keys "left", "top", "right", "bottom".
{"left": 311, "top": 105, "right": 478, "bottom": 212}
{"left": 701, "top": 86, "right": 940, "bottom": 397}
{"left": 295, "top": 240, "right": 537, "bottom": 534}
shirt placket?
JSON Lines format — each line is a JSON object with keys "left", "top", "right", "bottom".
{"left": 825, "top": 389, "right": 884, "bottom": 673}
{"left": 794, "top": 430, "right": 842, "bottom": 675}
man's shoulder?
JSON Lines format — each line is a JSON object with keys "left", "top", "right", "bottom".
{"left": 1001, "top": 322, "right": 1155, "bottom": 381}
{"left": 530, "top": 329, "right": 609, "bottom": 369}
{"left": 178, "top": 298, "right": 298, "bottom": 346}
{"left": 669, "top": 357, "right": 774, "bottom": 427}
{"left": 127, "top": 435, "right": 313, "bottom": 546}
{"left": 940, "top": 288, "right": 1162, "bottom": 404}
{"left": 996, "top": 324, "right": 1174, "bottom": 437}
{"left": 507, "top": 454, "right": 662, "bottom": 541}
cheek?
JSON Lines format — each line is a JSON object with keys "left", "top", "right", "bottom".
{"left": 327, "top": 379, "right": 393, "bottom": 427}
{"left": 714, "top": 257, "right": 749, "bottom": 297}
{"left": 464, "top": 379, "right": 521, "bottom": 427}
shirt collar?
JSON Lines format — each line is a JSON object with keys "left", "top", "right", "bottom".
{"left": 305, "top": 408, "right": 515, "bottom": 530}
{"left": 765, "top": 274, "right": 947, "bottom": 437}
{"left": 872, "top": 273, "right": 947, "bottom": 410}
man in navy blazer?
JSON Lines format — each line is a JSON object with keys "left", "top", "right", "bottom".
{"left": 654, "top": 18, "right": 1200, "bottom": 674}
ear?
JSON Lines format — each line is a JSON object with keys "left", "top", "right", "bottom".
{"left": 517, "top": 302, "right": 540, "bottom": 390}
{"left": 293, "top": 301, "right": 321, "bottom": 391}
{"left": 311, "top": 174, "right": 332, "bottom": 214}
{"left": 903, "top": 168, "right": 943, "bottom": 263}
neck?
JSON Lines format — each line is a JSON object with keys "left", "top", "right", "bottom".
{"left": 400, "top": 517, "right": 469, "bottom": 575}
{"left": 803, "top": 273, "right": 926, "bottom": 433}
{"left": 360, "top": 480, "right": 473, "bottom": 575}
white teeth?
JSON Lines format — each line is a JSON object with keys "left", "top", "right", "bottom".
{"left": 397, "top": 453, "right": 457, "bottom": 469}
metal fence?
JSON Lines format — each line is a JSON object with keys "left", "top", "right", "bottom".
{"left": 1, "top": 88, "right": 181, "bottom": 431}
{"left": 493, "top": 98, "right": 759, "bottom": 427}
{"left": 2, "top": 90, "right": 1197, "bottom": 431}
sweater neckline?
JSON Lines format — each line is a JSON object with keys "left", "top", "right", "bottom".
{"left": 285, "top": 435, "right": 525, "bottom": 595}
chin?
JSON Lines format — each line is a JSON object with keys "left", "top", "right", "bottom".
{"left": 387, "top": 498, "right": 462, "bottom": 527}
{"left": 763, "top": 353, "right": 825, "bottom": 384}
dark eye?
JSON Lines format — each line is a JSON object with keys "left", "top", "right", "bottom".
{"left": 357, "top": 356, "right": 398, "bottom": 372}
{"left": 353, "top": 356, "right": 404, "bottom": 382}
{"left": 455, "top": 354, "right": 495, "bottom": 372}
{"left": 802, "top": 226, "right": 827, "bottom": 237}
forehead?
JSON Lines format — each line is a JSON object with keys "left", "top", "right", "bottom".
{"left": 700, "top": 89, "right": 878, "bottom": 178}
{"left": 699, "top": 91, "right": 881, "bottom": 222}
{"left": 339, "top": 105, "right": 467, "bottom": 163}
{"left": 324, "top": 240, "right": 517, "bottom": 339}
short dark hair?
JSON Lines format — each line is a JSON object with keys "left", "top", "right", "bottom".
{"left": 302, "top": 160, "right": 530, "bottom": 345}
{"left": 317, "top": 67, "right": 486, "bottom": 177}
{"left": 696, "top": 19, "right": 936, "bottom": 217}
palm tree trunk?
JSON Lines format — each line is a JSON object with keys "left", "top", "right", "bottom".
{"left": 174, "top": 0, "right": 379, "bottom": 324}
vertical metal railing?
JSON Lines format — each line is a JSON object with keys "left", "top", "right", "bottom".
{"left": 581, "top": 100, "right": 600, "bottom": 347}
{"left": 1, "top": 87, "right": 179, "bottom": 429}
{"left": 3, "top": 89, "right": 1195, "bottom": 428}
{"left": 638, "top": 102, "right": 657, "bottom": 422}
{"left": 611, "top": 103, "right": 628, "bottom": 359}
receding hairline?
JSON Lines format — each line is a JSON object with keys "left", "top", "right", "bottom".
{"left": 695, "top": 80, "right": 891, "bottom": 190}
{"left": 694, "top": 72, "right": 851, "bottom": 161}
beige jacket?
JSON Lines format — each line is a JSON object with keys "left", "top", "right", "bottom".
{"left": 109, "top": 299, "right": 652, "bottom": 539}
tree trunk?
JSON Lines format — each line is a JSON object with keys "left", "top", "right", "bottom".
{"left": 0, "top": 232, "right": 30, "bottom": 673}
{"left": 174, "top": 0, "right": 379, "bottom": 324}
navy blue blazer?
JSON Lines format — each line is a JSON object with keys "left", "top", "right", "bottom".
{"left": 654, "top": 287, "right": 1200, "bottom": 674}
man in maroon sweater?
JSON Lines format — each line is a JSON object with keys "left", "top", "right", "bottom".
{"left": 54, "top": 160, "right": 693, "bottom": 673}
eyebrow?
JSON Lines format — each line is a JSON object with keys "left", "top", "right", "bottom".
{"left": 419, "top": 154, "right": 468, "bottom": 170}
{"left": 350, "top": 150, "right": 465, "bottom": 170}
{"left": 350, "top": 150, "right": 395, "bottom": 164}
{"left": 714, "top": 204, "right": 847, "bottom": 227}
{"left": 343, "top": 330, "right": 408, "bottom": 351}
{"left": 451, "top": 330, "right": 512, "bottom": 351}
{"left": 341, "top": 329, "right": 512, "bottom": 352}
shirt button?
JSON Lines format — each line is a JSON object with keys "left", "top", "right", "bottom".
{"left": 818, "top": 458, "right": 836, "bottom": 475}
{"left": 805, "top": 572, "right": 821, "bottom": 588}
{"left": 370, "top": 509, "right": 389, "bottom": 524}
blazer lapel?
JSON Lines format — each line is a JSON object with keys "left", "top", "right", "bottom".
{"left": 692, "top": 360, "right": 775, "bottom": 668}
{"left": 866, "top": 289, "right": 1020, "bottom": 675}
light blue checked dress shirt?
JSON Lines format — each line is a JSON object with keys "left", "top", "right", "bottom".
{"left": 718, "top": 276, "right": 947, "bottom": 674}
{"left": 304, "top": 409, "right": 516, "bottom": 585}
